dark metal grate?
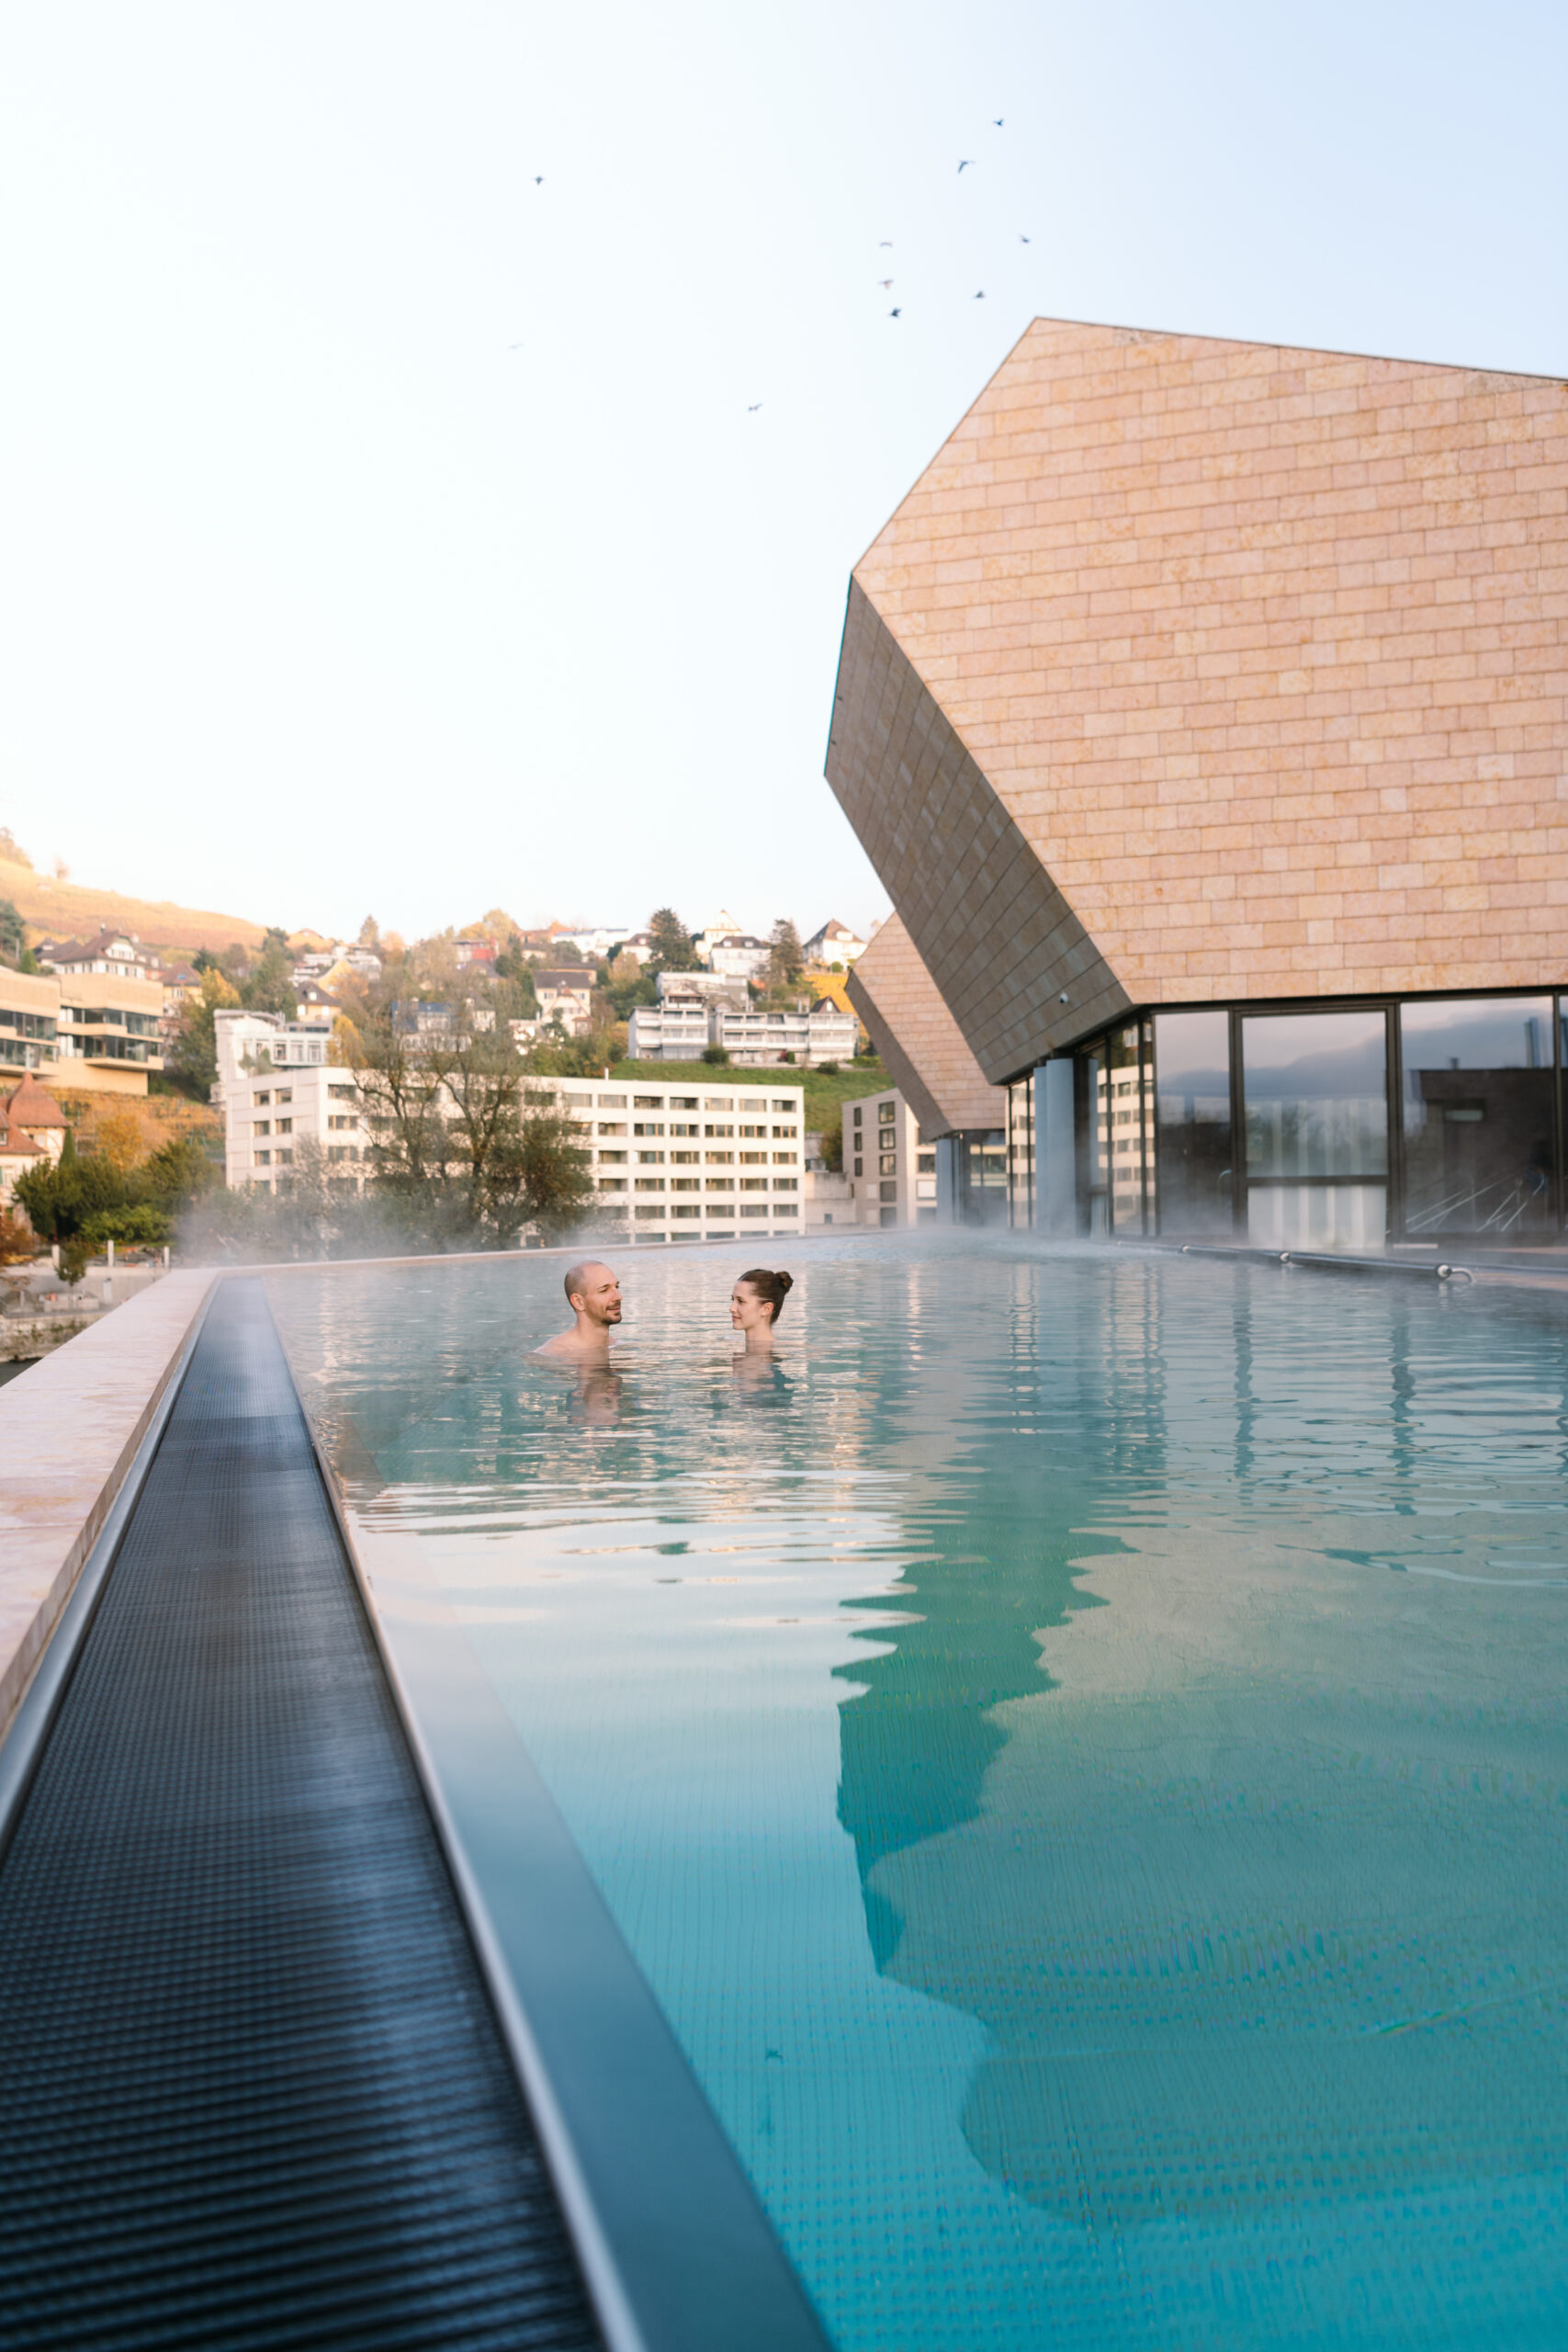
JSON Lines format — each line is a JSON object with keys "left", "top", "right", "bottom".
{"left": 0, "top": 1279, "right": 603, "bottom": 2350}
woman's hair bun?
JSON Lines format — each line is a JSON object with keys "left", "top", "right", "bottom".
{"left": 741, "top": 1266, "right": 794, "bottom": 1319}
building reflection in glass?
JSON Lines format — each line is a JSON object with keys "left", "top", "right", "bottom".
{"left": 1152, "top": 1009, "right": 1232, "bottom": 1235}
{"left": 1401, "top": 996, "right": 1554, "bottom": 1237}
{"left": 1242, "top": 1009, "right": 1387, "bottom": 1249}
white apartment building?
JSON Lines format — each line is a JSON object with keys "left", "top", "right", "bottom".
{"left": 803, "top": 1130, "right": 852, "bottom": 1231}
{"left": 713, "top": 1001, "right": 856, "bottom": 1067}
{"left": 549, "top": 1080, "right": 806, "bottom": 1242}
{"left": 841, "top": 1088, "right": 940, "bottom": 1227}
{"left": 628, "top": 994, "right": 857, "bottom": 1067}
{"left": 214, "top": 1009, "right": 368, "bottom": 1189}
{"left": 627, "top": 998, "right": 711, "bottom": 1060}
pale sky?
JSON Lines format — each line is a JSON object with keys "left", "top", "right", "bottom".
{"left": 3, "top": 3, "right": 1563, "bottom": 945}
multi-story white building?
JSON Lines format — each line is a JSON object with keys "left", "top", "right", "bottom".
{"left": 692, "top": 910, "right": 744, "bottom": 962}
{"left": 840, "top": 1088, "right": 940, "bottom": 1228}
{"left": 0, "top": 957, "right": 164, "bottom": 1098}
{"left": 628, "top": 992, "right": 857, "bottom": 1067}
{"left": 627, "top": 995, "right": 712, "bottom": 1061}
{"left": 707, "top": 934, "right": 772, "bottom": 981}
{"left": 214, "top": 1009, "right": 367, "bottom": 1190}
{"left": 840, "top": 1085, "right": 1010, "bottom": 1227}
{"left": 713, "top": 1000, "right": 856, "bottom": 1068}
{"left": 550, "top": 1079, "right": 806, "bottom": 1243}
{"left": 803, "top": 1130, "right": 852, "bottom": 1231}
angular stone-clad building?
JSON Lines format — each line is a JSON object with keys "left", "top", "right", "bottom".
{"left": 847, "top": 916, "right": 1015, "bottom": 1223}
{"left": 828, "top": 319, "right": 1568, "bottom": 1247}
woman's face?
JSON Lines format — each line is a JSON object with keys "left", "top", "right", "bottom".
{"left": 730, "top": 1280, "right": 773, "bottom": 1333}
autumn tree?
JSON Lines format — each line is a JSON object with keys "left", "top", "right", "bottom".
{"left": 351, "top": 1007, "right": 593, "bottom": 1245}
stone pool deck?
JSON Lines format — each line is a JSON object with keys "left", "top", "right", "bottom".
{"left": 0, "top": 1272, "right": 213, "bottom": 1739}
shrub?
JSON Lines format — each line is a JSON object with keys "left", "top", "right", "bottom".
{"left": 701, "top": 1044, "right": 730, "bottom": 1066}
{"left": 0, "top": 1206, "right": 35, "bottom": 1263}
{"left": 84, "top": 1203, "right": 175, "bottom": 1250}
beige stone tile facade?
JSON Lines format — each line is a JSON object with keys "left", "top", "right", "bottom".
{"left": 828, "top": 319, "right": 1568, "bottom": 1079}
{"left": 847, "top": 914, "right": 1008, "bottom": 1137}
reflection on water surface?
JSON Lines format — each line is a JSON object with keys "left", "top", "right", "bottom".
{"left": 272, "top": 1241, "right": 1568, "bottom": 2352}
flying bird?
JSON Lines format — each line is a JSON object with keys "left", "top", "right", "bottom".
{"left": 889, "top": 307, "right": 901, "bottom": 318}
{"left": 957, "top": 159, "right": 975, "bottom": 172}
{"left": 748, "top": 403, "right": 762, "bottom": 412}
{"left": 534, "top": 175, "right": 544, "bottom": 185}
{"left": 974, "top": 289, "right": 986, "bottom": 300}
{"left": 1020, "top": 234, "right": 1032, "bottom": 243}
{"left": 877, "top": 277, "right": 893, "bottom": 288}
{"left": 879, "top": 239, "right": 893, "bottom": 247}
{"left": 994, "top": 118, "right": 1004, "bottom": 127}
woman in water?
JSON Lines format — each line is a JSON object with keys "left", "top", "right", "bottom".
{"left": 730, "top": 1266, "right": 793, "bottom": 1363}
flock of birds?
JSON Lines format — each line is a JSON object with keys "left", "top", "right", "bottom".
{"left": 519, "top": 119, "right": 1029, "bottom": 410}
{"left": 797, "top": 117, "right": 1029, "bottom": 402}
{"left": 879, "top": 119, "right": 1024, "bottom": 321}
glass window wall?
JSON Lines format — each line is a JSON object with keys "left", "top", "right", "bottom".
{"left": 1006, "top": 1074, "right": 1034, "bottom": 1227}
{"left": 1400, "top": 998, "right": 1554, "bottom": 1238}
{"left": 1107, "top": 1023, "right": 1154, "bottom": 1235}
{"left": 1241, "top": 1011, "right": 1387, "bottom": 1250}
{"left": 1079, "top": 1044, "right": 1109, "bottom": 1237}
{"left": 1153, "top": 1011, "right": 1232, "bottom": 1235}
{"left": 1057, "top": 989, "right": 1568, "bottom": 1250}
{"left": 956, "top": 1132, "right": 1009, "bottom": 1226}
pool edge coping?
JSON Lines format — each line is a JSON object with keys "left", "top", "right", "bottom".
{"left": 0, "top": 1271, "right": 217, "bottom": 1747}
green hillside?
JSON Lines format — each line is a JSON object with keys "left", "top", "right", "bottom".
{"left": 604, "top": 1057, "right": 887, "bottom": 1134}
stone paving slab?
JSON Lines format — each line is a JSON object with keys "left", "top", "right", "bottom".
{"left": 0, "top": 1272, "right": 214, "bottom": 1740}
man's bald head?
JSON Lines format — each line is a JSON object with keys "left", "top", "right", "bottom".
{"left": 564, "top": 1260, "right": 604, "bottom": 1306}
{"left": 562, "top": 1261, "right": 622, "bottom": 1329}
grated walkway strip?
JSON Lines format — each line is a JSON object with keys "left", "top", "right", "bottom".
{"left": 0, "top": 1278, "right": 602, "bottom": 2350}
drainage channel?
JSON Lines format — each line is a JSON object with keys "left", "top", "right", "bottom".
{"left": 1176, "top": 1242, "right": 1474, "bottom": 1282}
{"left": 0, "top": 1278, "right": 827, "bottom": 2352}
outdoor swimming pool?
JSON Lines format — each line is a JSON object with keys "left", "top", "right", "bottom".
{"left": 271, "top": 1238, "right": 1568, "bottom": 2352}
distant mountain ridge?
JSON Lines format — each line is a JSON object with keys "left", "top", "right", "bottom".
{"left": 0, "top": 853, "right": 266, "bottom": 957}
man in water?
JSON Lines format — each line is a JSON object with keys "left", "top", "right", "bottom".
{"left": 537, "top": 1260, "right": 623, "bottom": 1361}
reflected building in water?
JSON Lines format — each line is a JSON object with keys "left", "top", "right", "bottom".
{"left": 832, "top": 1255, "right": 1568, "bottom": 2234}
{"left": 829, "top": 322, "right": 1568, "bottom": 1248}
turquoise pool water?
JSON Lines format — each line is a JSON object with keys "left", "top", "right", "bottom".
{"left": 271, "top": 1239, "right": 1568, "bottom": 2351}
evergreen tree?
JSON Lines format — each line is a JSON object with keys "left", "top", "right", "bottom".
{"left": 766, "top": 917, "right": 805, "bottom": 989}
{"left": 648, "top": 907, "right": 699, "bottom": 972}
